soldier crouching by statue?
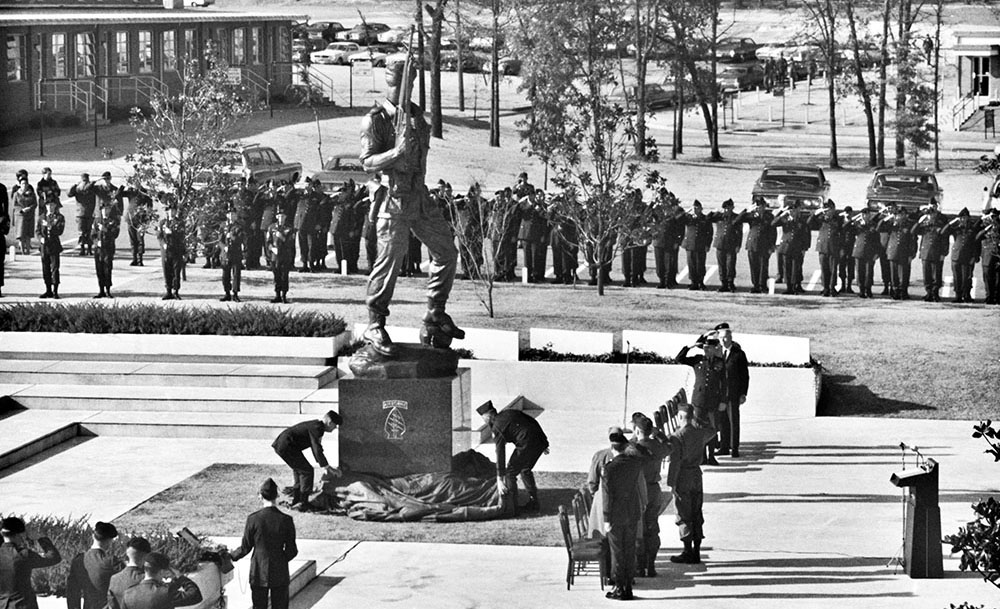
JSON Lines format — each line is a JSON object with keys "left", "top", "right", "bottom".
{"left": 359, "top": 57, "right": 464, "bottom": 356}
{"left": 92, "top": 203, "right": 120, "bottom": 298}
{"left": 477, "top": 400, "right": 549, "bottom": 516}
{"left": 220, "top": 205, "right": 245, "bottom": 302}
{"left": 36, "top": 192, "right": 65, "bottom": 299}
{"left": 157, "top": 202, "right": 186, "bottom": 300}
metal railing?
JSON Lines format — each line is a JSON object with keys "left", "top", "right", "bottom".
{"left": 951, "top": 92, "right": 979, "bottom": 131}
{"left": 102, "top": 74, "right": 168, "bottom": 107}
{"left": 35, "top": 78, "right": 109, "bottom": 119}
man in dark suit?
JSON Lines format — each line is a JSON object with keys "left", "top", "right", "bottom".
{"left": 676, "top": 335, "right": 727, "bottom": 465}
{"left": 228, "top": 478, "right": 298, "bottom": 609}
{"left": 0, "top": 517, "right": 61, "bottom": 609}
{"left": 706, "top": 198, "right": 743, "bottom": 292}
{"left": 808, "top": 200, "right": 843, "bottom": 297}
{"left": 477, "top": 401, "right": 549, "bottom": 515}
{"left": 120, "top": 553, "right": 201, "bottom": 609}
{"left": 714, "top": 323, "right": 750, "bottom": 458}
{"left": 272, "top": 411, "right": 342, "bottom": 511}
{"left": 736, "top": 196, "right": 776, "bottom": 294}
{"left": 107, "top": 537, "right": 151, "bottom": 609}
{"left": 67, "top": 522, "right": 122, "bottom": 609}
{"left": 601, "top": 431, "right": 645, "bottom": 601}
{"left": 666, "top": 404, "right": 717, "bottom": 565}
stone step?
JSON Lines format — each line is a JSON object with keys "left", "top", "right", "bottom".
{"left": 0, "top": 359, "right": 339, "bottom": 390}
{"left": 5, "top": 384, "right": 340, "bottom": 415}
{"left": 0, "top": 408, "right": 90, "bottom": 470}
{"left": 78, "top": 411, "right": 322, "bottom": 441}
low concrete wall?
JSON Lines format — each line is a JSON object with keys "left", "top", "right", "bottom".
{"left": 460, "top": 360, "right": 818, "bottom": 419}
{"left": 622, "top": 329, "right": 811, "bottom": 366}
{"left": 351, "top": 323, "right": 519, "bottom": 361}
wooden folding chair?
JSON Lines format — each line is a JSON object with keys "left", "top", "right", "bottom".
{"left": 571, "top": 493, "right": 589, "bottom": 541}
{"left": 577, "top": 486, "right": 593, "bottom": 514}
{"left": 558, "top": 505, "right": 606, "bottom": 590}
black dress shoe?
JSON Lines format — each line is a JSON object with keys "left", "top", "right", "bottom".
{"left": 716, "top": 447, "right": 731, "bottom": 456}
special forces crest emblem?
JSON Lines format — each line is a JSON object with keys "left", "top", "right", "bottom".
{"left": 383, "top": 400, "right": 408, "bottom": 441}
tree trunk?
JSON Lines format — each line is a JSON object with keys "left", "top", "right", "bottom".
{"left": 708, "top": 0, "right": 721, "bottom": 161}
{"left": 416, "top": 0, "right": 426, "bottom": 110}
{"left": 877, "top": 0, "right": 892, "bottom": 167}
{"left": 824, "top": 0, "right": 839, "bottom": 168}
{"left": 489, "top": 0, "right": 500, "bottom": 147}
{"left": 456, "top": 0, "right": 465, "bottom": 112}
{"left": 846, "top": 0, "right": 877, "bottom": 167}
{"left": 933, "top": 0, "right": 942, "bottom": 172}
{"left": 428, "top": 2, "right": 445, "bottom": 139}
{"left": 894, "top": 0, "right": 910, "bottom": 167}
{"left": 634, "top": 0, "right": 647, "bottom": 158}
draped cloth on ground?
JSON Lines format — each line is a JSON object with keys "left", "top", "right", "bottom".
{"left": 311, "top": 450, "right": 505, "bottom": 522}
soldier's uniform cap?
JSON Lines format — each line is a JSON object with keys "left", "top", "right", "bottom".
{"left": 259, "top": 478, "right": 278, "bottom": 500}
{"left": 959, "top": 207, "right": 970, "bottom": 217}
{"left": 714, "top": 322, "right": 730, "bottom": 331}
{"left": 94, "top": 521, "right": 118, "bottom": 539}
{"left": 703, "top": 338, "right": 720, "bottom": 346}
{"left": 16, "top": 169, "right": 28, "bottom": 178}
{"left": 42, "top": 167, "right": 52, "bottom": 173}
{"left": 824, "top": 199, "right": 835, "bottom": 209}
{"left": 1, "top": 517, "right": 25, "bottom": 534}
{"left": 721, "top": 198, "right": 734, "bottom": 207}
{"left": 476, "top": 401, "right": 495, "bottom": 416}
{"left": 101, "top": 171, "right": 112, "bottom": 179}
{"left": 844, "top": 206, "right": 854, "bottom": 213}
{"left": 609, "top": 431, "right": 628, "bottom": 444}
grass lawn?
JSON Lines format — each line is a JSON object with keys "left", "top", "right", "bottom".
{"left": 113, "top": 464, "right": 586, "bottom": 547}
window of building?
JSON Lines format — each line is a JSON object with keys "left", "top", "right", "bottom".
{"left": 278, "top": 26, "right": 290, "bottom": 62}
{"left": 163, "top": 30, "right": 177, "bottom": 71}
{"left": 250, "top": 27, "right": 262, "bottom": 64}
{"left": 183, "top": 29, "right": 197, "bottom": 65}
{"left": 216, "top": 28, "right": 229, "bottom": 63}
{"left": 49, "top": 33, "right": 67, "bottom": 78}
{"left": 114, "top": 31, "right": 129, "bottom": 74}
{"left": 74, "top": 32, "right": 95, "bottom": 78}
{"left": 232, "top": 27, "right": 245, "bottom": 66}
{"left": 6, "top": 34, "right": 25, "bottom": 82}
{"left": 138, "top": 30, "right": 153, "bottom": 73}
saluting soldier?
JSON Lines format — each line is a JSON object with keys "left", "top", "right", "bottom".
{"left": 66, "top": 522, "right": 122, "bottom": 609}
{"left": 36, "top": 193, "right": 66, "bottom": 300}
{"left": 876, "top": 203, "right": 895, "bottom": 296}
{"left": 69, "top": 173, "right": 97, "bottom": 256}
{"left": 120, "top": 553, "right": 201, "bottom": 609}
{"left": 266, "top": 208, "right": 296, "bottom": 304}
{"left": 676, "top": 334, "right": 727, "bottom": 466}
{"left": 0, "top": 517, "right": 62, "bottom": 609}
{"left": 91, "top": 202, "right": 121, "bottom": 299}
{"left": 36, "top": 168, "right": 60, "bottom": 200}
{"left": 295, "top": 179, "right": 324, "bottom": 273}
{"left": 652, "top": 190, "right": 685, "bottom": 289}
{"left": 220, "top": 205, "right": 245, "bottom": 302}
{"left": 93, "top": 172, "right": 121, "bottom": 219}
{"left": 978, "top": 208, "right": 1000, "bottom": 305}
{"left": 837, "top": 206, "right": 857, "bottom": 294}
{"left": 850, "top": 204, "right": 882, "bottom": 299}
{"left": 631, "top": 414, "right": 669, "bottom": 579}
{"left": 808, "top": 200, "right": 843, "bottom": 297}
{"left": 157, "top": 203, "right": 186, "bottom": 301}
{"left": 942, "top": 207, "right": 980, "bottom": 303}
{"left": 120, "top": 185, "right": 152, "bottom": 267}
{"left": 106, "top": 537, "right": 150, "bottom": 609}
{"left": 911, "top": 199, "right": 949, "bottom": 302}
{"left": 772, "top": 200, "right": 810, "bottom": 294}
{"left": 681, "top": 200, "right": 713, "bottom": 291}
{"left": 736, "top": 196, "right": 776, "bottom": 294}
{"left": 665, "top": 404, "right": 718, "bottom": 566}
{"left": 706, "top": 198, "right": 743, "bottom": 292}
{"left": 878, "top": 206, "right": 918, "bottom": 300}
{"left": 477, "top": 400, "right": 549, "bottom": 515}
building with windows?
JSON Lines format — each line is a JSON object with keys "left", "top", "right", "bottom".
{"left": 1, "top": 0, "right": 303, "bottom": 133}
{"left": 950, "top": 27, "right": 1000, "bottom": 130}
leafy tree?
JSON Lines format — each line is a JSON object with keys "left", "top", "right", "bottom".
{"left": 802, "top": 0, "right": 842, "bottom": 168}
{"left": 841, "top": 0, "right": 880, "bottom": 167}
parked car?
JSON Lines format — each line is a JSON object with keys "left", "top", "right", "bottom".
{"left": 837, "top": 42, "right": 883, "bottom": 69}
{"left": 311, "top": 42, "right": 363, "bottom": 65}
{"left": 751, "top": 165, "right": 831, "bottom": 210}
{"left": 195, "top": 146, "right": 302, "bottom": 188}
{"left": 306, "top": 21, "right": 346, "bottom": 44}
{"left": 718, "top": 37, "right": 760, "bottom": 63}
{"left": 865, "top": 168, "right": 943, "bottom": 212}
{"left": 312, "top": 153, "right": 368, "bottom": 194}
{"left": 340, "top": 23, "right": 391, "bottom": 45}
{"left": 378, "top": 27, "right": 412, "bottom": 44}
{"left": 755, "top": 40, "right": 793, "bottom": 61}
{"left": 718, "top": 63, "right": 765, "bottom": 91}
{"left": 441, "top": 50, "right": 483, "bottom": 72}
{"left": 481, "top": 56, "right": 522, "bottom": 76}
{"left": 348, "top": 44, "right": 400, "bottom": 67}
{"left": 609, "top": 82, "right": 692, "bottom": 112}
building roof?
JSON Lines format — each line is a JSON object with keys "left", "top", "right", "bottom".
{"left": 0, "top": 9, "right": 306, "bottom": 27}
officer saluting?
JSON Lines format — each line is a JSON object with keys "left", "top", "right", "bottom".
{"left": 66, "top": 522, "right": 122, "bottom": 609}
{"left": 477, "top": 401, "right": 549, "bottom": 515}
{"left": 0, "top": 517, "right": 62, "bottom": 609}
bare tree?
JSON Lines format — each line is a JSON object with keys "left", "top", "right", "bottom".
{"left": 843, "top": 0, "right": 879, "bottom": 167}
{"left": 802, "top": 0, "right": 841, "bottom": 168}
{"left": 425, "top": 0, "right": 449, "bottom": 139}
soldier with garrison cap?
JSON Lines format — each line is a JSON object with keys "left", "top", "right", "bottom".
{"left": 706, "top": 198, "right": 743, "bottom": 292}
{"left": 0, "top": 517, "right": 62, "bottom": 609}
{"left": 477, "top": 401, "right": 549, "bottom": 515}
{"left": 809, "top": 200, "right": 844, "bottom": 297}
{"left": 67, "top": 522, "right": 123, "bottom": 609}
{"left": 359, "top": 57, "right": 464, "bottom": 356}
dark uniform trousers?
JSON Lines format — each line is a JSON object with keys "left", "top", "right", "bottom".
{"left": 818, "top": 252, "right": 838, "bottom": 293}
{"left": 654, "top": 245, "right": 680, "bottom": 286}
{"left": 274, "top": 448, "right": 313, "bottom": 504}
{"left": 984, "top": 251, "right": 1000, "bottom": 304}
{"left": 783, "top": 253, "right": 803, "bottom": 292}
{"left": 551, "top": 239, "right": 577, "bottom": 283}
{"left": 716, "top": 249, "right": 737, "bottom": 288}
{"left": 78, "top": 217, "right": 94, "bottom": 250}
{"left": 890, "top": 260, "right": 911, "bottom": 294}
{"left": 838, "top": 256, "right": 855, "bottom": 289}
{"left": 162, "top": 254, "right": 183, "bottom": 291}
{"left": 127, "top": 218, "right": 144, "bottom": 262}
{"left": 251, "top": 587, "right": 287, "bottom": 609}
{"left": 639, "top": 484, "right": 662, "bottom": 570}
{"left": 621, "top": 246, "right": 646, "bottom": 284}
{"left": 686, "top": 250, "right": 707, "bottom": 288}
{"left": 674, "top": 470, "right": 705, "bottom": 542}
{"left": 223, "top": 262, "right": 241, "bottom": 295}
{"left": 746, "top": 249, "right": 770, "bottom": 291}
{"left": 878, "top": 248, "right": 892, "bottom": 292}
{"left": 41, "top": 247, "right": 60, "bottom": 287}
{"left": 608, "top": 520, "right": 638, "bottom": 590}
{"left": 855, "top": 256, "right": 875, "bottom": 294}
{"left": 922, "top": 259, "right": 944, "bottom": 294}
{"left": 953, "top": 261, "right": 973, "bottom": 301}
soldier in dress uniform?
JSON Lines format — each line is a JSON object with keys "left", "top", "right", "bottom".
{"left": 66, "top": 522, "right": 122, "bottom": 609}
{"left": 36, "top": 193, "right": 66, "bottom": 300}
{"left": 772, "top": 200, "right": 810, "bottom": 294}
{"left": 837, "top": 206, "right": 857, "bottom": 293}
{"left": 91, "top": 202, "right": 120, "bottom": 299}
{"left": 676, "top": 334, "right": 727, "bottom": 466}
{"left": 272, "top": 412, "right": 342, "bottom": 511}
{"left": 736, "top": 196, "right": 776, "bottom": 294}
{"left": 977, "top": 208, "right": 1000, "bottom": 305}
{"left": 706, "top": 198, "right": 743, "bottom": 292}
{"left": 665, "top": 404, "right": 717, "bottom": 565}
{"left": 106, "top": 537, "right": 151, "bottom": 609}
{"left": 12, "top": 172, "right": 37, "bottom": 255}
{"left": 942, "top": 208, "right": 980, "bottom": 303}
{"left": 36, "top": 168, "right": 60, "bottom": 201}
{"left": 157, "top": 203, "right": 186, "bottom": 301}
{"left": 266, "top": 208, "right": 296, "bottom": 304}
{"left": 1, "top": 182, "right": 9, "bottom": 297}
{"left": 518, "top": 188, "right": 549, "bottom": 284}
{"left": 227, "top": 478, "right": 298, "bottom": 609}
{"left": 242, "top": 179, "right": 266, "bottom": 270}
{"left": 219, "top": 205, "right": 245, "bottom": 302}
{"left": 631, "top": 414, "right": 669, "bottom": 578}
{"left": 0, "top": 517, "right": 61, "bottom": 609}
{"left": 601, "top": 430, "right": 645, "bottom": 601}
{"left": 69, "top": 173, "right": 96, "bottom": 256}
{"left": 93, "top": 172, "right": 121, "bottom": 219}
{"left": 120, "top": 185, "right": 152, "bottom": 267}
{"left": 878, "top": 206, "right": 918, "bottom": 300}
{"left": 652, "top": 190, "right": 685, "bottom": 289}
{"left": 849, "top": 205, "right": 882, "bottom": 299}
{"left": 477, "top": 400, "right": 549, "bottom": 515}
{"left": 119, "top": 553, "right": 201, "bottom": 609}
{"left": 808, "top": 200, "right": 843, "bottom": 297}
{"left": 681, "top": 200, "right": 713, "bottom": 291}
{"left": 876, "top": 203, "right": 895, "bottom": 296}
{"left": 294, "top": 179, "right": 324, "bottom": 273}
{"left": 911, "top": 199, "right": 949, "bottom": 302}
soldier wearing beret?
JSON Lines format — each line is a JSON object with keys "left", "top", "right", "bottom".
{"left": 228, "top": 478, "right": 298, "bottom": 609}
{"left": 106, "top": 537, "right": 151, "bottom": 609}
{"left": 736, "top": 196, "right": 776, "bottom": 294}
{"left": 157, "top": 202, "right": 186, "bottom": 301}
{"left": 666, "top": 404, "right": 717, "bottom": 565}
{"left": 272, "top": 411, "right": 343, "bottom": 511}
{"left": 942, "top": 208, "right": 980, "bottom": 303}
{"left": 977, "top": 208, "right": 1000, "bottom": 304}
{"left": 477, "top": 401, "right": 549, "bottom": 515}
{"left": 911, "top": 199, "right": 949, "bottom": 302}
{"left": 36, "top": 193, "right": 66, "bottom": 300}
{"left": 877, "top": 206, "right": 917, "bottom": 300}
{"left": 266, "top": 208, "right": 296, "bottom": 304}
{"left": 67, "top": 522, "right": 123, "bottom": 609}
{"left": 219, "top": 205, "right": 245, "bottom": 302}
{"left": 849, "top": 204, "right": 882, "bottom": 299}
{"left": 601, "top": 430, "right": 645, "bottom": 601}
{"left": 808, "top": 199, "right": 844, "bottom": 297}
{"left": 772, "top": 200, "right": 810, "bottom": 294}
{"left": 0, "top": 517, "right": 62, "bottom": 609}
{"left": 681, "top": 200, "right": 713, "bottom": 291}
{"left": 706, "top": 198, "right": 743, "bottom": 292}
{"left": 120, "top": 553, "right": 201, "bottom": 609}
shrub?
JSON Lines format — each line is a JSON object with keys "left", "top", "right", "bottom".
{"left": 59, "top": 114, "right": 83, "bottom": 128}
{"left": 0, "top": 302, "right": 347, "bottom": 338}
{"left": 518, "top": 346, "right": 818, "bottom": 368}
{"left": 0, "top": 514, "right": 205, "bottom": 597}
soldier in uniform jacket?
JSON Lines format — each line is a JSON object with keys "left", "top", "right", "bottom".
{"left": 808, "top": 200, "right": 844, "bottom": 297}
{"left": 601, "top": 431, "right": 645, "bottom": 601}
{"left": 942, "top": 207, "right": 981, "bottom": 303}
{"left": 0, "top": 182, "right": 8, "bottom": 297}
{"left": 620, "top": 189, "right": 650, "bottom": 287}
{"left": 676, "top": 335, "right": 727, "bottom": 466}
{"left": 69, "top": 173, "right": 97, "bottom": 256}
{"left": 219, "top": 206, "right": 245, "bottom": 302}
{"left": 630, "top": 414, "right": 670, "bottom": 579}
{"left": 91, "top": 204, "right": 121, "bottom": 299}
{"left": 495, "top": 188, "right": 523, "bottom": 282}
{"left": 36, "top": 168, "right": 60, "bottom": 201}
{"left": 680, "top": 200, "right": 713, "bottom": 290}
{"left": 849, "top": 206, "right": 882, "bottom": 299}
{"left": 266, "top": 209, "right": 296, "bottom": 304}
{"left": 120, "top": 552, "right": 201, "bottom": 609}
{"left": 772, "top": 202, "right": 810, "bottom": 294}
{"left": 477, "top": 401, "right": 549, "bottom": 515}
{"left": 735, "top": 197, "right": 776, "bottom": 294}
{"left": 518, "top": 188, "right": 550, "bottom": 284}
{"left": 157, "top": 205, "right": 186, "bottom": 301}
{"left": 665, "top": 404, "right": 718, "bottom": 566}
{"left": 66, "top": 522, "right": 122, "bottom": 609}
{"left": 119, "top": 186, "right": 152, "bottom": 267}
{"left": 295, "top": 179, "right": 324, "bottom": 273}
{"left": 911, "top": 200, "right": 949, "bottom": 302}
{"left": 106, "top": 537, "right": 151, "bottom": 609}
{"left": 36, "top": 193, "right": 66, "bottom": 299}
{"left": 246, "top": 180, "right": 273, "bottom": 269}
{"left": 93, "top": 172, "right": 121, "bottom": 219}
{"left": 977, "top": 209, "right": 1000, "bottom": 305}
{"left": 877, "top": 206, "right": 918, "bottom": 300}
{"left": 876, "top": 204, "right": 895, "bottom": 295}
{"left": 329, "top": 181, "right": 356, "bottom": 273}
{"left": 837, "top": 206, "right": 857, "bottom": 293}
{"left": 0, "top": 517, "right": 61, "bottom": 609}
{"left": 12, "top": 174, "right": 37, "bottom": 255}
{"left": 705, "top": 198, "right": 744, "bottom": 292}
{"left": 228, "top": 479, "right": 298, "bottom": 609}
{"left": 652, "top": 190, "right": 685, "bottom": 289}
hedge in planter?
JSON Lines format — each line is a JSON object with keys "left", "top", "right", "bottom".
{"left": 0, "top": 303, "right": 347, "bottom": 338}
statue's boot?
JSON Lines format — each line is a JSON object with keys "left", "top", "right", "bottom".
{"left": 420, "top": 307, "right": 465, "bottom": 349}
{"left": 363, "top": 313, "right": 400, "bottom": 358}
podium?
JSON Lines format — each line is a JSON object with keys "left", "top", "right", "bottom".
{"left": 889, "top": 458, "right": 943, "bottom": 578}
